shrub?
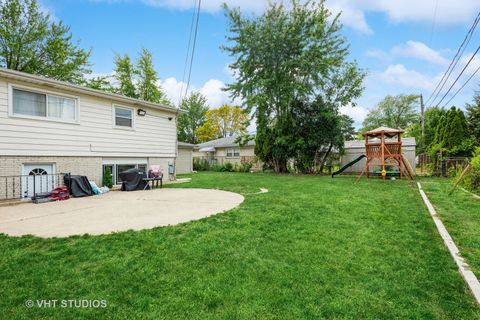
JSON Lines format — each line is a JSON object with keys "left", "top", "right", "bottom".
{"left": 207, "top": 163, "right": 221, "bottom": 172}
{"left": 463, "top": 147, "right": 480, "bottom": 193}
{"left": 103, "top": 166, "right": 113, "bottom": 188}
{"left": 193, "top": 158, "right": 210, "bottom": 171}
{"left": 222, "top": 162, "right": 234, "bottom": 172}
{"left": 240, "top": 161, "right": 253, "bottom": 172}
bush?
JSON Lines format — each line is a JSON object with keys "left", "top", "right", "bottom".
{"left": 210, "top": 163, "right": 223, "bottom": 172}
{"left": 240, "top": 161, "right": 253, "bottom": 172}
{"left": 463, "top": 147, "right": 480, "bottom": 193}
{"left": 221, "top": 162, "right": 234, "bottom": 172}
{"left": 102, "top": 166, "right": 113, "bottom": 188}
{"left": 193, "top": 158, "right": 210, "bottom": 171}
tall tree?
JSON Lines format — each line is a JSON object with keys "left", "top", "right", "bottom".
{"left": 408, "top": 106, "right": 446, "bottom": 154}
{"left": 85, "top": 75, "right": 113, "bottom": 91}
{"left": 466, "top": 92, "right": 480, "bottom": 145}
{"left": 223, "top": 0, "right": 364, "bottom": 172}
{"left": 361, "top": 94, "right": 419, "bottom": 134}
{"left": 0, "top": 0, "right": 91, "bottom": 83}
{"left": 197, "top": 105, "right": 249, "bottom": 142}
{"left": 431, "top": 107, "right": 474, "bottom": 156}
{"left": 339, "top": 115, "right": 356, "bottom": 141}
{"left": 136, "top": 48, "right": 168, "bottom": 104}
{"left": 177, "top": 92, "right": 209, "bottom": 144}
{"left": 113, "top": 53, "right": 137, "bottom": 98}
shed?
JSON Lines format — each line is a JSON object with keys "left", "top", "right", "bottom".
{"left": 176, "top": 142, "right": 194, "bottom": 174}
{"left": 340, "top": 137, "right": 416, "bottom": 173}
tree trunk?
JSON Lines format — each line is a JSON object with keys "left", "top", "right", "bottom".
{"left": 319, "top": 143, "right": 333, "bottom": 173}
{"left": 272, "top": 157, "right": 288, "bottom": 173}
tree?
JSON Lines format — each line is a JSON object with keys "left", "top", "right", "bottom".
{"left": 223, "top": 0, "right": 365, "bottom": 172}
{"left": 113, "top": 53, "right": 137, "bottom": 98}
{"left": 0, "top": 0, "right": 91, "bottom": 84}
{"left": 339, "top": 115, "right": 356, "bottom": 141}
{"left": 177, "top": 92, "right": 209, "bottom": 144}
{"left": 84, "top": 75, "right": 113, "bottom": 91}
{"left": 431, "top": 107, "right": 474, "bottom": 156}
{"left": 197, "top": 105, "right": 249, "bottom": 142}
{"left": 408, "top": 106, "right": 446, "bottom": 154}
{"left": 136, "top": 48, "right": 169, "bottom": 104}
{"left": 466, "top": 92, "right": 480, "bottom": 145}
{"left": 102, "top": 166, "right": 113, "bottom": 188}
{"left": 360, "top": 95, "right": 419, "bottom": 134}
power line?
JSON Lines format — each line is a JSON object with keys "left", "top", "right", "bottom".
{"left": 425, "top": 11, "right": 480, "bottom": 107}
{"left": 179, "top": 0, "right": 198, "bottom": 107}
{"left": 442, "top": 63, "right": 480, "bottom": 107}
{"left": 436, "top": 44, "right": 480, "bottom": 107}
{"left": 426, "top": 11, "right": 480, "bottom": 106}
{"left": 184, "top": 0, "right": 201, "bottom": 102}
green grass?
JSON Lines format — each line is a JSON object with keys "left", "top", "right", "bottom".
{"left": 420, "top": 179, "right": 480, "bottom": 276}
{"left": 0, "top": 173, "right": 479, "bottom": 319}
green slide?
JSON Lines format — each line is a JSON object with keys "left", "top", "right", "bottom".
{"left": 331, "top": 155, "right": 366, "bottom": 177}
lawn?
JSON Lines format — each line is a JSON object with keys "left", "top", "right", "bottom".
{"left": 0, "top": 173, "right": 479, "bottom": 319}
{"left": 420, "top": 179, "right": 480, "bottom": 275}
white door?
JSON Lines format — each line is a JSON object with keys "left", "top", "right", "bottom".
{"left": 22, "top": 164, "right": 54, "bottom": 198}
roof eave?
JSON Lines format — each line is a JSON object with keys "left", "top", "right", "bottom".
{"left": 0, "top": 68, "right": 182, "bottom": 114}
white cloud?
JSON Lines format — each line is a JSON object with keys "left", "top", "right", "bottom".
{"left": 367, "top": 0, "right": 480, "bottom": 25}
{"left": 160, "top": 77, "right": 185, "bottom": 106}
{"left": 377, "top": 64, "right": 437, "bottom": 91}
{"left": 391, "top": 41, "right": 449, "bottom": 66}
{"left": 159, "top": 77, "right": 241, "bottom": 108}
{"left": 458, "top": 52, "right": 480, "bottom": 76}
{"left": 367, "top": 40, "right": 449, "bottom": 66}
{"left": 142, "top": 0, "right": 268, "bottom": 13}
{"left": 327, "top": 0, "right": 372, "bottom": 34}
{"left": 92, "top": 0, "right": 480, "bottom": 35}
{"left": 339, "top": 104, "right": 369, "bottom": 127}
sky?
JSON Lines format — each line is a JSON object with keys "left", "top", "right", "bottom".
{"left": 42, "top": 0, "right": 480, "bottom": 128}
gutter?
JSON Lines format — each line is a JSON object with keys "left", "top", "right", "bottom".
{"left": 0, "top": 68, "right": 184, "bottom": 114}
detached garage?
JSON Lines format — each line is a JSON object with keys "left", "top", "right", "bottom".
{"left": 176, "top": 142, "right": 194, "bottom": 174}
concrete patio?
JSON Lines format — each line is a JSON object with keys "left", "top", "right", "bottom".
{"left": 0, "top": 188, "right": 244, "bottom": 238}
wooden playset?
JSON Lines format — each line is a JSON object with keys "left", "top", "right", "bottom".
{"left": 361, "top": 127, "right": 414, "bottom": 180}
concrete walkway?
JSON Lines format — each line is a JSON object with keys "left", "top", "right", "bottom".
{"left": 0, "top": 189, "right": 244, "bottom": 238}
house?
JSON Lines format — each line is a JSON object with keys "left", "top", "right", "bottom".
{"left": 193, "top": 135, "right": 258, "bottom": 166}
{"left": 340, "top": 137, "right": 416, "bottom": 173}
{"left": 0, "top": 68, "right": 182, "bottom": 198}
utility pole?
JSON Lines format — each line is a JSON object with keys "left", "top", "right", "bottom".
{"left": 420, "top": 94, "right": 425, "bottom": 148}
{"left": 419, "top": 94, "right": 425, "bottom": 174}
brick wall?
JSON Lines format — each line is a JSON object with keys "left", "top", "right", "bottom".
{"left": 148, "top": 157, "right": 175, "bottom": 179}
{"left": 0, "top": 156, "right": 102, "bottom": 200}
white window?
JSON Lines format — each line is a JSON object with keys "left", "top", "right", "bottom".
{"left": 114, "top": 106, "right": 133, "bottom": 128}
{"left": 227, "top": 148, "right": 240, "bottom": 157}
{"left": 12, "top": 88, "right": 77, "bottom": 121}
{"left": 47, "top": 95, "right": 76, "bottom": 121}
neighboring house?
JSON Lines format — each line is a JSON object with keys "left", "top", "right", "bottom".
{"left": 177, "top": 142, "right": 194, "bottom": 174}
{"left": 340, "top": 137, "right": 416, "bottom": 173}
{"left": 0, "top": 68, "right": 182, "bottom": 198}
{"left": 194, "top": 135, "right": 258, "bottom": 167}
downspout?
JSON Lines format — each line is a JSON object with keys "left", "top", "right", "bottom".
{"left": 173, "top": 109, "right": 179, "bottom": 181}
